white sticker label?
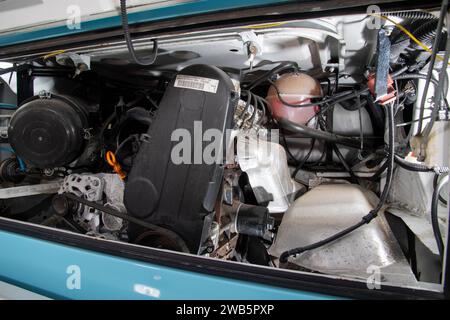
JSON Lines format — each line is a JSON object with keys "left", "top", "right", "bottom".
{"left": 174, "top": 75, "right": 219, "bottom": 93}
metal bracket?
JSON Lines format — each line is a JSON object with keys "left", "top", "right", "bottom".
{"left": 0, "top": 181, "right": 62, "bottom": 199}
{"left": 373, "top": 29, "right": 394, "bottom": 103}
{"left": 38, "top": 90, "right": 52, "bottom": 99}
{"left": 239, "top": 31, "right": 263, "bottom": 70}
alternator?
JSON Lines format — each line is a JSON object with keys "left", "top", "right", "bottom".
{"left": 59, "top": 173, "right": 125, "bottom": 234}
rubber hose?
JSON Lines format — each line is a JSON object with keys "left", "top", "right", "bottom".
{"left": 278, "top": 118, "right": 363, "bottom": 149}
{"left": 394, "top": 154, "right": 434, "bottom": 172}
{"left": 431, "top": 174, "right": 448, "bottom": 258}
{"left": 434, "top": 173, "right": 448, "bottom": 206}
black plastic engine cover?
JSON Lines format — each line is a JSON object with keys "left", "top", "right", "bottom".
{"left": 124, "top": 64, "right": 237, "bottom": 253}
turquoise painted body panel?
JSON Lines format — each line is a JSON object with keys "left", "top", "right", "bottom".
{"left": 0, "top": 0, "right": 292, "bottom": 47}
{"left": 0, "top": 230, "right": 335, "bottom": 299}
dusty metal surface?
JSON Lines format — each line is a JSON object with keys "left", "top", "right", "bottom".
{"left": 270, "top": 184, "right": 419, "bottom": 286}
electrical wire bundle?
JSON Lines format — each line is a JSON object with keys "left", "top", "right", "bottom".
{"left": 238, "top": 90, "right": 269, "bottom": 128}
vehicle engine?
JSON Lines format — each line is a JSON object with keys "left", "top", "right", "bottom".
{"left": 1, "top": 7, "right": 449, "bottom": 290}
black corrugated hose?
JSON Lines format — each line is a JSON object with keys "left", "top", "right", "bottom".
{"left": 388, "top": 11, "right": 439, "bottom": 48}
{"left": 119, "top": 0, "right": 158, "bottom": 66}
{"left": 385, "top": 11, "right": 437, "bottom": 20}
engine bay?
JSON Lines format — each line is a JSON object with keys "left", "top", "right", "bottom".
{"left": 0, "top": 7, "right": 449, "bottom": 293}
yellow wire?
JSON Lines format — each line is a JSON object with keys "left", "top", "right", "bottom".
{"left": 42, "top": 49, "right": 66, "bottom": 60}
{"left": 241, "top": 22, "right": 287, "bottom": 29}
{"left": 369, "top": 13, "right": 450, "bottom": 66}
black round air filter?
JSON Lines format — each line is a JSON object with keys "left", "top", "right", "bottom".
{"left": 8, "top": 94, "right": 88, "bottom": 168}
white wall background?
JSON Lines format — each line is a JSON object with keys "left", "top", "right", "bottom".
{"left": 0, "top": 0, "right": 188, "bottom": 35}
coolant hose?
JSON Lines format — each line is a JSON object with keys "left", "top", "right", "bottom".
{"left": 278, "top": 118, "right": 366, "bottom": 149}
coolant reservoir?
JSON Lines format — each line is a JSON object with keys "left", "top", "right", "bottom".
{"left": 236, "top": 132, "right": 304, "bottom": 213}
{"left": 266, "top": 73, "right": 322, "bottom": 124}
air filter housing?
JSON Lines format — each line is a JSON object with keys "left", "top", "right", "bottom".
{"left": 8, "top": 93, "right": 89, "bottom": 168}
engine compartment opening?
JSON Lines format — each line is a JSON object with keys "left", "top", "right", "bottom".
{"left": 0, "top": 7, "right": 449, "bottom": 294}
